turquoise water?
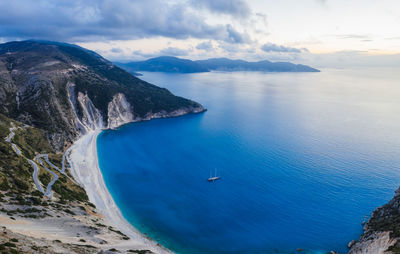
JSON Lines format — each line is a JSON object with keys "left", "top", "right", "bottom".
{"left": 97, "top": 69, "right": 400, "bottom": 254}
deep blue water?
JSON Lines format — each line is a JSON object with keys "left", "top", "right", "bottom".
{"left": 97, "top": 69, "right": 400, "bottom": 254}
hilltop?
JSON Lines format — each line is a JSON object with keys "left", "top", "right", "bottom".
{"left": 0, "top": 40, "right": 204, "bottom": 150}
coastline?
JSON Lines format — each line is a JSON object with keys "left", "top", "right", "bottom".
{"left": 68, "top": 130, "right": 171, "bottom": 254}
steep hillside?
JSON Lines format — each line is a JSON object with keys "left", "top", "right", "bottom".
{"left": 0, "top": 40, "right": 205, "bottom": 150}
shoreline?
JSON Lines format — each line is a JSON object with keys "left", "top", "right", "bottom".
{"left": 68, "top": 130, "right": 171, "bottom": 254}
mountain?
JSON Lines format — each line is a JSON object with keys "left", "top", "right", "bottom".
{"left": 117, "top": 56, "right": 209, "bottom": 73}
{"left": 0, "top": 40, "right": 205, "bottom": 254}
{"left": 197, "top": 58, "right": 320, "bottom": 72}
{"left": 0, "top": 40, "right": 205, "bottom": 150}
{"left": 118, "top": 56, "right": 320, "bottom": 73}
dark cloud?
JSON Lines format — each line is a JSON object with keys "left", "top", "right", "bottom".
{"left": 159, "top": 47, "right": 190, "bottom": 56}
{"left": 226, "top": 25, "right": 250, "bottom": 43}
{"left": 261, "top": 43, "right": 307, "bottom": 53}
{"left": 0, "top": 0, "right": 249, "bottom": 44}
{"left": 196, "top": 41, "right": 214, "bottom": 50}
{"left": 190, "top": 0, "right": 251, "bottom": 18}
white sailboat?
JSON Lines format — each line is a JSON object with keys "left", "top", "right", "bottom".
{"left": 208, "top": 168, "right": 220, "bottom": 182}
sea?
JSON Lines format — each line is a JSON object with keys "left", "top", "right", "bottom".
{"left": 97, "top": 68, "right": 400, "bottom": 254}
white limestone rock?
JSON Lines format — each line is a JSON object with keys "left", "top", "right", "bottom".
{"left": 107, "top": 93, "right": 134, "bottom": 129}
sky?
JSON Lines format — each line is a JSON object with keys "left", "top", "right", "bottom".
{"left": 0, "top": 0, "right": 399, "bottom": 68}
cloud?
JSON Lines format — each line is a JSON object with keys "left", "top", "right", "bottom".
{"left": 260, "top": 43, "right": 307, "bottom": 53}
{"left": 110, "top": 47, "right": 123, "bottom": 53}
{"left": 226, "top": 25, "right": 250, "bottom": 43}
{"left": 190, "top": 0, "right": 251, "bottom": 18}
{"left": 315, "top": 0, "right": 327, "bottom": 6}
{"left": 299, "top": 50, "right": 400, "bottom": 68}
{"left": 131, "top": 50, "right": 157, "bottom": 60}
{"left": 159, "top": 47, "right": 190, "bottom": 56}
{"left": 196, "top": 41, "right": 214, "bottom": 50}
{"left": 385, "top": 37, "right": 400, "bottom": 40}
{"left": 335, "top": 34, "right": 371, "bottom": 40}
{"left": 0, "top": 0, "right": 249, "bottom": 44}
{"left": 255, "top": 13, "right": 268, "bottom": 27}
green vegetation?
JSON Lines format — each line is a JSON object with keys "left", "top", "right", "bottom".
{"left": 0, "top": 241, "right": 21, "bottom": 254}
{"left": 0, "top": 114, "right": 88, "bottom": 205}
{"left": 0, "top": 41, "right": 202, "bottom": 152}
{"left": 3, "top": 242, "right": 16, "bottom": 248}
{"left": 127, "top": 250, "right": 152, "bottom": 254}
{"left": 0, "top": 115, "right": 35, "bottom": 195}
{"left": 13, "top": 128, "right": 52, "bottom": 158}
{"left": 365, "top": 193, "right": 400, "bottom": 253}
{"left": 57, "top": 43, "right": 199, "bottom": 118}
{"left": 52, "top": 175, "right": 88, "bottom": 202}
{"left": 387, "top": 243, "right": 400, "bottom": 253}
{"left": 368, "top": 201, "right": 400, "bottom": 239}
{"left": 108, "top": 226, "right": 129, "bottom": 240}
{"left": 73, "top": 69, "right": 198, "bottom": 121}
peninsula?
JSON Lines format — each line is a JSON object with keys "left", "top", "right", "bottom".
{"left": 0, "top": 40, "right": 204, "bottom": 254}
{"left": 117, "top": 56, "right": 320, "bottom": 74}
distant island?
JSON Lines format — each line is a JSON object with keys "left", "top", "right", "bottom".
{"left": 116, "top": 56, "right": 320, "bottom": 74}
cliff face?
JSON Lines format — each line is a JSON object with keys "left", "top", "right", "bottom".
{"left": 0, "top": 40, "right": 205, "bottom": 150}
{"left": 107, "top": 93, "right": 134, "bottom": 129}
{"left": 349, "top": 188, "right": 400, "bottom": 254}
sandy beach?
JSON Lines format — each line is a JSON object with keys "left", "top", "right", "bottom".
{"left": 68, "top": 130, "right": 171, "bottom": 254}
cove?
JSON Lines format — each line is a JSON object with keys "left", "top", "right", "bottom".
{"left": 97, "top": 69, "right": 400, "bottom": 253}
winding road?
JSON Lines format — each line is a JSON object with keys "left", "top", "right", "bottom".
{"left": 36, "top": 154, "right": 59, "bottom": 198}
{"left": 61, "top": 148, "right": 71, "bottom": 174}
{"left": 4, "top": 127, "right": 16, "bottom": 143}
{"left": 4, "top": 124, "right": 69, "bottom": 199}
{"left": 27, "top": 159, "right": 45, "bottom": 194}
{"left": 11, "top": 143, "right": 22, "bottom": 156}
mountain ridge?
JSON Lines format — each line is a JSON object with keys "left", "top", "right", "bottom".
{"left": 117, "top": 56, "right": 320, "bottom": 73}
{"left": 0, "top": 40, "right": 205, "bottom": 150}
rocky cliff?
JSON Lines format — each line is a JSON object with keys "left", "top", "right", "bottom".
{"left": 349, "top": 188, "right": 400, "bottom": 254}
{"left": 0, "top": 40, "right": 205, "bottom": 150}
{"left": 107, "top": 93, "right": 134, "bottom": 129}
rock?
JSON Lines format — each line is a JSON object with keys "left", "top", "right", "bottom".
{"left": 348, "top": 231, "right": 394, "bottom": 254}
{"left": 348, "top": 239, "right": 355, "bottom": 248}
{"left": 107, "top": 93, "right": 133, "bottom": 129}
{"left": 77, "top": 92, "right": 104, "bottom": 131}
